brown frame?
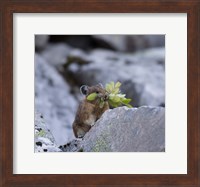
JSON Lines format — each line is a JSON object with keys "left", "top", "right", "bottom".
{"left": 0, "top": 0, "right": 200, "bottom": 186}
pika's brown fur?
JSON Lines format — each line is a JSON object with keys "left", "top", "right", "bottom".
{"left": 72, "top": 84, "right": 109, "bottom": 138}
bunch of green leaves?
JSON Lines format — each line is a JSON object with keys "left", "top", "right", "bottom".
{"left": 86, "top": 81, "right": 132, "bottom": 108}
{"left": 105, "top": 81, "right": 132, "bottom": 108}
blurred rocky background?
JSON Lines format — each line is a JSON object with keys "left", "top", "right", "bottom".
{"left": 35, "top": 35, "right": 165, "bottom": 150}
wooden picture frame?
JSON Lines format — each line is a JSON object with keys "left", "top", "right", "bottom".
{"left": 0, "top": 0, "right": 199, "bottom": 186}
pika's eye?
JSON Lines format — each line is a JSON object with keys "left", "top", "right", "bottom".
{"left": 96, "top": 91, "right": 99, "bottom": 94}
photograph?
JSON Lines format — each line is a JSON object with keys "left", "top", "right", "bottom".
{"left": 34, "top": 35, "right": 165, "bottom": 152}
{"left": 1, "top": 0, "right": 199, "bottom": 185}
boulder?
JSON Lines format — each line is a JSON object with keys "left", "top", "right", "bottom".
{"left": 61, "top": 106, "right": 165, "bottom": 152}
{"left": 35, "top": 112, "right": 62, "bottom": 152}
{"left": 40, "top": 43, "right": 71, "bottom": 66}
{"left": 35, "top": 35, "right": 49, "bottom": 51}
{"left": 35, "top": 54, "right": 78, "bottom": 145}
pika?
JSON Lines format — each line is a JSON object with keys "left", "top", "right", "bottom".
{"left": 72, "top": 83, "right": 109, "bottom": 138}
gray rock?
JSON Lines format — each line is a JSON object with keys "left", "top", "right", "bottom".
{"left": 35, "top": 112, "right": 62, "bottom": 152}
{"left": 35, "top": 54, "right": 78, "bottom": 145}
{"left": 67, "top": 48, "right": 165, "bottom": 107}
{"left": 92, "top": 35, "right": 165, "bottom": 52}
{"left": 61, "top": 106, "right": 165, "bottom": 152}
{"left": 60, "top": 139, "right": 83, "bottom": 152}
{"left": 35, "top": 35, "right": 49, "bottom": 50}
{"left": 40, "top": 43, "right": 71, "bottom": 66}
{"left": 126, "top": 47, "right": 165, "bottom": 67}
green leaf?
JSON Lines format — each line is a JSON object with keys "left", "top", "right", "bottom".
{"left": 108, "top": 94, "right": 114, "bottom": 100}
{"left": 110, "top": 81, "right": 115, "bottom": 89}
{"left": 121, "top": 98, "right": 131, "bottom": 104}
{"left": 100, "top": 97, "right": 104, "bottom": 102}
{"left": 105, "top": 83, "right": 112, "bottom": 93}
{"left": 106, "top": 81, "right": 115, "bottom": 93}
{"left": 112, "top": 95, "right": 120, "bottom": 103}
{"left": 99, "top": 101, "right": 105, "bottom": 108}
{"left": 87, "top": 93, "right": 97, "bottom": 101}
{"left": 108, "top": 100, "right": 120, "bottom": 108}
{"left": 124, "top": 103, "right": 133, "bottom": 108}
{"left": 112, "top": 87, "right": 120, "bottom": 94}
{"left": 115, "top": 81, "right": 121, "bottom": 88}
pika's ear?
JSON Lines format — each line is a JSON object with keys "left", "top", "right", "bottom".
{"left": 98, "top": 83, "right": 103, "bottom": 88}
{"left": 80, "top": 85, "right": 88, "bottom": 95}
